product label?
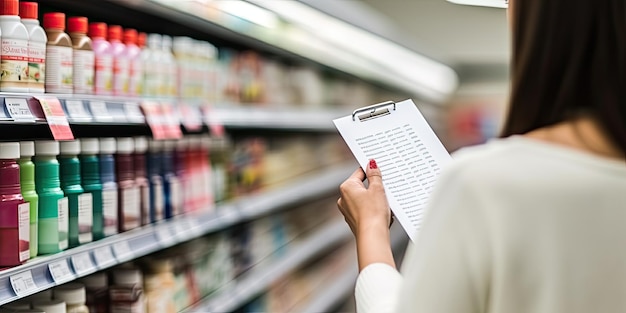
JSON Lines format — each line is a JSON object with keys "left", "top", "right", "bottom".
{"left": 78, "top": 193, "right": 94, "bottom": 243}
{"left": 113, "top": 57, "right": 130, "bottom": 95}
{"left": 73, "top": 50, "right": 95, "bottom": 94}
{"left": 45, "top": 46, "right": 73, "bottom": 93}
{"left": 95, "top": 55, "right": 113, "bottom": 94}
{"left": 18, "top": 203, "right": 30, "bottom": 262}
{"left": 144, "top": 62, "right": 162, "bottom": 97}
{"left": 121, "top": 186, "right": 141, "bottom": 231}
{"left": 1, "top": 39, "right": 29, "bottom": 90}
{"left": 169, "top": 177, "right": 183, "bottom": 216}
{"left": 28, "top": 41, "right": 45, "bottom": 90}
{"left": 58, "top": 197, "right": 69, "bottom": 250}
{"left": 153, "top": 181, "right": 164, "bottom": 222}
{"left": 102, "top": 189, "right": 119, "bottom": 236}
{"left": 141, "top": 184, "right": 150, "bottom": 225}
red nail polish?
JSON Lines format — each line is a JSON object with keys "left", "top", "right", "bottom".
{"left": 369, "top": 159, "right": 378, "bottom": 169}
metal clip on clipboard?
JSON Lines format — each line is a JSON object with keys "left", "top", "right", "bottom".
{"left": 352, "top": 101, "right": 397, "bottom": 122}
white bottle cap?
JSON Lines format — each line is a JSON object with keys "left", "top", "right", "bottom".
{"left": 35, "top": 140, "right": 60, "bottom": 156}
{"left": 116, "top": 138, "right": 134, "bottom": 154}
{"left": 79, "top": 272, "right": 108, "bottom": 289}
{"left": 80, "top": 138, "right": 99, "bottom": 154}
{"left": 147, "top": 33, "right": 162, "bottom": 49}
{"left": 113, "top": 268, "right": 143, "bottom": 285}
{"left": 19, "top": 141, "right": 35, "bottom": 157}
{"left": 53, "top": 282, "right": 86, "bottom": 305}
{"left": 148, "top": 139, "right": 162, "bottom": 152}
{"left": 134, "top": 136, "right": 148, "bottom": 153}
{"left": 162, "top": 35, "right": 172, "bottom": 50}
{"left": 99, "top": 138, "right": 117, "bottom": 154}
{"left": 0, "top": 142, "right": 20, "bottom": 159}
{"left": 32, "top": 300, "right": 66, "bottom": 313}
{"left": 59, "top": 140, "right": 81, "bottom": 155}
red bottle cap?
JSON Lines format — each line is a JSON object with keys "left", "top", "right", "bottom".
{"left": 43, "top": 12, "right": 66, "bottom": 30}
{"left": 19, "top": 2, "right": 37, "bottom": 19}
{"left": 137, "top": 32, "right": 147, "bottom": 48}
{"left": 0, "top": 0, "right": 18, "bottom": 16}
{"left": 88, "top": 22, "right": 107, "bottom": 39}
{"left": 123, "top": 28, "right": 137, "bottom": 45}
{"left": 68, "top": 17, "right": 88, "bottom": 34}
{"left": 108, "top": 25, "right": 122, "bottom": 42}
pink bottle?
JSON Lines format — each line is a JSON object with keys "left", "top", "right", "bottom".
{"left": 124, "top": 28, "right": 142, "bottom": 98}
{"left": 88, "top": 22, "right": 112, "bottom": 95}
{"left": 108, "top": 25, "right": 129, "bottom": 96}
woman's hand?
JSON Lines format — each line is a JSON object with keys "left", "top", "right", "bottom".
{"left": 338, "top": 159, "right": 395, "bottom": 271}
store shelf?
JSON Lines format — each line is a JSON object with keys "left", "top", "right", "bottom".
{"left": 208, "top": 106, "right": 346, "bottom": 131}
{"left": 184, "top": 218, "right": 352, "bottom": 313}
{"left": 0, "top": 162, "right": 354, "bottom": 306}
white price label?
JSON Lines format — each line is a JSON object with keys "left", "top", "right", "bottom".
{"left": 10, "top": 270, "right": 37, "bottom": 297}
{"left": 173, "top": 219, "right": 189, "bottom": 241}
{"left": 93, "top": 246, "right": 115, "bottom": 268}
{"left": 155, "top": 225, "right": 177, "bottom": 247}
{"left": 188, "top": 218, "right": 203, "bottom": 237}
{"left": 125, "top": 102, "right": 144, "bottom": 122}
{"left": 48, "top": 260, "right": 74, "bottom": 283}
{"left": 89, "top": 101, "right": 111, "bottom": 121}
{"left": 71, "top": 252, "right": 95, "bottom": 275}
{"left": 65, "top": 100, "right": 90, "bottom": 119}
{"left": 5, "top": 98, "right": 35, "bottom": 121}
{"left": 112, "top": 241, "right": 133, "bottom": 261}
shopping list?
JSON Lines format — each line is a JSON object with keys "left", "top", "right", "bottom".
{"left": 333, "top": 99, "right": 452, "bottom": 241}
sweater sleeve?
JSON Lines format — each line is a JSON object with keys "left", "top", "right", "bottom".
{"left": 355, "top": 263, "right": 403, "bottom": 313}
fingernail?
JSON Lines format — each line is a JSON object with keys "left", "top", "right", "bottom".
{"left": 369, "top": 159, "right": 378, "bottom": 169}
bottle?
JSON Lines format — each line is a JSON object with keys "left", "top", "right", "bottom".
{"left": 68, "top": 17, "right": 94, "bottom": 95}
{"left": 109, "top": 25, "right": 129, "bottom": 96}
{"left": 175, "top": 138, "right": 190, "bottom": 211}
{"left": 147, "top": 139, "right": 164, "bottom": 222}
{"left": 124, "top": 29, "right": 141, "bottom": 98}
{"left": 115, "top": 138, "right": 140, "bottom": 232}
{"left": 80, "top": 139, "right": 104, "bottom": 240}
{"left": 34, "top": 140, "right": 68, "bottom": 254}
{"left": 109, "top": 267, "right": 145, "bottom": 313}
{"left": 133, "top": 137, "right": 150, "bottom": 226}
{"left": 173, "top": 37, "right": 192, "bottom": 99}
{"left": 88, "top": 22, "right": 112, "bottom": 95}
{"left": 53, "top": 283, "right": 89, "bottom": 313}
{"left": 32, "top": 300, "right": 67, "bottom": 313}
{"left": 161, "top": 140, "right": 181, "bottom": 219}
{"left": 0, "top": 142, "right": 29, "bottom": 266}
{"left": 79, "top": 273, "right": 108, "bottom": 313}
{"left": 19, "top": 2, "right": 46, "bottom": 93}
{"left": 161, "top": 35, "right": 176, "bottom": 98}
{"left": 59, "top": 140, "right": 93, "bottom": 248}
{"left": 136, "top": 32, "right": 147, "bottom": 96}
{"left": 99, "top": 138, "right": 118, "bottom": 237}
{"left": 0, "top": 0, "right": 29, "bottom": 92}
{"left": 19, "top": 141, "right": 39, "bottom": 258}
{"left": 42, "top": 12, "right": 73, "bottom": 94}
{"left": 144, "top": 34, "right": 162, "bottom": 97}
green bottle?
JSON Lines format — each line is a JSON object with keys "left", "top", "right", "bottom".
{"left": 59, "top": 140, "right": 93, "bottom": 248}
{"left": 19, "top": 141, "right": 39, "bottom": 258}
{"left": 80, "top": 138, "right": 104, "bottom": 240}
{"left": 34, "top": 140, "right": 68, "bottom": 254}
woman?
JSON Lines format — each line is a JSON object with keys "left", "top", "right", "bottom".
{"left": 337, "top": 0, "right": 626, "bottom": 312}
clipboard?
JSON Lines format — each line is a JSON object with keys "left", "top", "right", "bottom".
{"left": 333, "top": 99, "right": 452, "bottom": 241}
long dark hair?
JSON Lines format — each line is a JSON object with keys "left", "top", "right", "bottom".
{"left": 501, "top": 0, "right": 626, "bottom": 153}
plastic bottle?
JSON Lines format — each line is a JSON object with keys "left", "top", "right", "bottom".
{"left": 133, "top": 137, "right": 150, "bottom": 226}
{"left": 161, "top": 35, "right": 176, "bottom": 98}
{"left": 79, "top": 273, "right": 108, "bottom": 313}
{"left": 32, "top": 300, "right": 67, "bottom": 313}
{"left": 0, "top": 142, "right": 29, "bottom": 266}
{"left": 147, "top": 139, "right": 164, "bottom": 223}
{"left": 115, "top": 138, "right": 140, "bottom": 232}
{"left": 88, "top": 23, "right": 112, "bottom": 95}
{"left": 109, "top": 267, "right": 145, "bottom": 313}
{"left": 0, "top": 0, "right": 29, "bottom": 92}
{"left": 161, "top": 140, "right": 181, "bottom": 219}
{"left": 68, "top": 17, "right": 94, "bottom": 95}
{"left": 19, "top": 141, "right": 39, "bottom": 258}
{"left": 137, "top": 32, "right": 147, "bottom": 97}
{"left": 59, "top": 140, "right": 93, "bottom": 248}
{"left": 124, "top": 29, "right": 141, "bottom": 98}
{"left": 53, "top": 283, "right": 89, "bottom": 313}
{"left": 99, "top": 138, "right": 118, "bottom": 237}
{"left": 173, "top": 37, "right": 191, "bottom": 99}
{"left": 175, "top": 138, "right": 190, "bottom": 211}
{"left": 19, "top": 2, "right": 46, "bottom": 93}
{"left": 34, "top": 140, "right": 68, "bottom": 254}
{"left": 42, "top": 12, "right": 73, "bottom": 94}
{"left": 109, "top": 25, "right": 129, "bottom": 97}
{"left": 80, "top": 139, "right": 104, "bottom": 240}
{"left": 143, "top": 34, "right": 162, "bottom": 97}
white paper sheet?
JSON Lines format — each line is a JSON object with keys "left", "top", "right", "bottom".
{"left": 333, "top": 99, "right": 452, "bottom": 241}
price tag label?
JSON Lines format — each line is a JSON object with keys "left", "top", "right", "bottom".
{"left": 36, "top": 96, "right": 74, "bottom": 140}
{"left": 10, "top": 270, "right": 37, "bottom": 297}
{"left": 64, "top": 100, "right": 91, "bottom": 120}
{"left": 203, "top": 105, "right": 225, "bottom": 137}
{"left": 48, "top": 259, "right": 75, "bottom": 283}
{"left": 173, "top": 219, "right": 190, "bottom": 241}
{"left": 93, "top": 246, "right": 115, "bottom": 268}
{"left": 125, "top": 102, "right": 145, "bottom": 123}
{"left": 161, "top": 103, "right": 182, "bottom": 139}
{"left": 188, "top": 218, "right": 204, "bottom": 237}
{"left": 89, "top": 101, "right": 111, "bottom": 121}
{"left": 155, "top": 225, "right": 177, "bottom": 247}
{"left": 5, "top": 98, "right": 35, "bottom": 121}
{"left": 141, "top": 101, "right": 166, "bottom": 139}
{"left": 71, "top": 252, "right": 95, "bottom": 275}
{"left": 112, "top": 241, "right": 133, "bottom": 261}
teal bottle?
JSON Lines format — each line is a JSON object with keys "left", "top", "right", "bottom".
{"left": 80, "top": 138, "right": 104, "bottom": 240}
{"left": 34, "top": 140, "right": 68, "bottom": 254}
{"left": 19, "top": 141, "right": 39, "bottom": 258}
{"left": 59, "top": 140, "right": 93, "bottom": 248}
